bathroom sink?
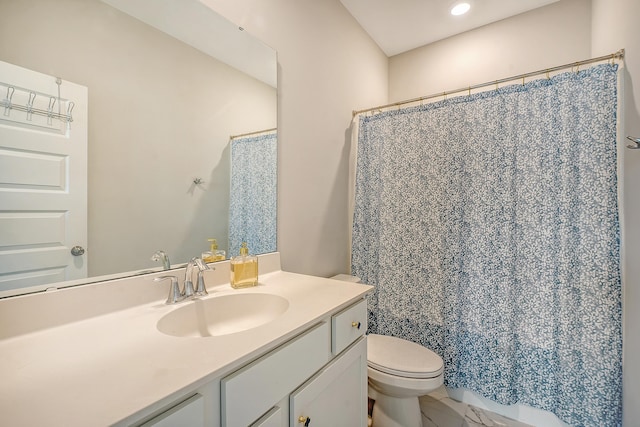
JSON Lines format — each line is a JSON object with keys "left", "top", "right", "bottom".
{"left": 157, "top": 293, "right": 289, "bottom": 338}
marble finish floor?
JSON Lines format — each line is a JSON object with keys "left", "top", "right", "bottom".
{"left": 419, "top": 387, "right": 534, "bottom": 427}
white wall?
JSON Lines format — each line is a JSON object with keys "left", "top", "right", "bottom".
{"left": 592, "top": 0, "right": 640, "bottom": 424}
{"left": 389, "top": 0, "right": 592, "bottom": 102}
{"left": 201, "top": 0, "right": 389, "bottom": 277}
{"left": 0, "top": 0, "right": 276, "bottom": 276}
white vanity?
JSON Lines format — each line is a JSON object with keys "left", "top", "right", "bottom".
{"left": 0, "top": 253, "right": 372, "bottom": 427}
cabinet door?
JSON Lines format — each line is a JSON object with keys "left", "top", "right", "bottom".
{"left": 290, "top": 337, "right": 367, "bottom": 427}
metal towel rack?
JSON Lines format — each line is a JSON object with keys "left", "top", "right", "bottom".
{"left": 2, "top": 83, "right": 74, "bottom": 125}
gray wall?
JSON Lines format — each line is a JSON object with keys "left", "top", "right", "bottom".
{"left": 202, "top": 0, "right": 390, "bottom": 277}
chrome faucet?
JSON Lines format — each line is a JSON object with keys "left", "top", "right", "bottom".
{"left": 151, "top": 250, "right": 171, "bottom": 270}
{"left": 154, "top": 257, "right": 213, "bottom": 305}
{"left": 184, "top": 257, "right": 211, "bottom": 298}
{"left": 154, "top": 275, "right": 183, "bottom": 304}
{"left": 195, "top": 265, "right": 210, "bottom": 296}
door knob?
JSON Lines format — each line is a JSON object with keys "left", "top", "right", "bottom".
{"left": 70, "top": 246, "right": 85, "bottom": 256}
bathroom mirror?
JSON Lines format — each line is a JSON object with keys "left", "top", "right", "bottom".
{"left": 0, "top": 0, "right": 277, "bottom": 297}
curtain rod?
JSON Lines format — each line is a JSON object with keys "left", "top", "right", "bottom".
{"left": 352, "top": 49, "right": 625, "bottom": 118}
{"left": 230, "top": 127, "right": 277, "bottom": 140}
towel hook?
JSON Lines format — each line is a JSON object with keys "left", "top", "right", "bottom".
{"left": 627, "top": 136, "right": 640, "bottom": 149}
{"left": 66, "top": 101, "right": 75, "bottom": 122}
{"left": 47, "top": 96, "right": 56, "bottom": 125}
{"left": 3, "top": 86, "right": 14, "bottom": 116}
{"left": 26, "top": 91, "right": 36, "bottom": 121}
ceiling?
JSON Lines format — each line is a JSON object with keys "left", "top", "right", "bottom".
{"left": 103, "top": 0, "right": 277, "bottom": 87}
{"left": 339, "top": 0, "right": 561, "bottom": 57}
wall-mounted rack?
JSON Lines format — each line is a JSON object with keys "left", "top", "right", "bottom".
{"left": 2, "top": 83, "right": 74, "bottom": 125}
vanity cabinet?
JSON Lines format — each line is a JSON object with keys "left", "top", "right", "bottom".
{"left": 2, "top": 257, "right": 374, "bottom": 427}
{"left": 132, "top": 298, "right": 368, "bottom": 427}
{"left": 222, "top": 298, "right": 368, "bottom": 427}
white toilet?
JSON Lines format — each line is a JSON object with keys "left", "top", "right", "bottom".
{"left": 329, "top": 275, "right": 444, "bottom": 427}
{"left": 367, "top": 334, "right": 444, "bottom": 427}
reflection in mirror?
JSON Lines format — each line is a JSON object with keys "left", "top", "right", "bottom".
{"left": 229, "top": 129, "right": 278, "bottom": 257}
{"left": 0, "top": 0, "right": 277, "bottom": 297}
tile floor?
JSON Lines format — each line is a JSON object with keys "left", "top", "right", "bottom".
{"left": 418, "top": 387, "right": 534, "bottom": 427}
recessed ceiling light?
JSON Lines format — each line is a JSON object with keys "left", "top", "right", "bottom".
{"left": 451, "top": 2, "right": 471, "bottom": 16}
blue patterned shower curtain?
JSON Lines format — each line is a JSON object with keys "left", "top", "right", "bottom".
{"left": 229, "top": 131, "right": 277, "bottom": 257}
{"left": 351, "top": 64, "right": 621, "bottom": 426}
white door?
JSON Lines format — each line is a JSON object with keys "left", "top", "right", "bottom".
{"left": 0, "top": 60, "right": 88, "bottom": 294}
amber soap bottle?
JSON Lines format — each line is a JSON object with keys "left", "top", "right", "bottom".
{"left": 230, "top": 242, "right": 258, "bottom": 288}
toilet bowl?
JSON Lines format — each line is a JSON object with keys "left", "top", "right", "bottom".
{"left": 328, "top": 275, "right": 444, "bottom": 427}
{"left": 367, "top": 334, "right": 444, "bottom": 427}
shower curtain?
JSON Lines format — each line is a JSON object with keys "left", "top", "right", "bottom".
{"left": 229, "top": 131, "right": 277, "bottom": 257}
{"left": 351, "top": 64, "right": 621, "bottom": 426}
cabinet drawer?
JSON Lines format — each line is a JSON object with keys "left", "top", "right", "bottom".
{"left": 138, "top": 394, "right": 204, "bottom": 427}
{"left": 250, "top": 406, "right": 284, "bottom": 427}
{"left": 221, "top": 322, "right": 330, "bottom": 427}
{"left": 332, "top": 299, "right": 367, "bottom": 355}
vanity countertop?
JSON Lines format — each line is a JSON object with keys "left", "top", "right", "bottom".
{"left": 0, "top": 254, "right": 372, "bottom": 427}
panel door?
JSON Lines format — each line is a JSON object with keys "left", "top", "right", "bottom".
{"left": 290, "top": 337, "right": 368, "bottom": 427}
{"left": 0, "top": 60, "right": 88, "bottom": 294}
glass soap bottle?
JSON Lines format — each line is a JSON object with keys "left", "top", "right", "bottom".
{"left": 230, "top": 242, "right": 258, "bottom": 288}
{"left": 201, "top": 238, "right": 226, "bottom": 263}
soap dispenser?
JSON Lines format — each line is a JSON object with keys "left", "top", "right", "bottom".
{"left": 230, "top": 242, "right": 258, "bottom": 288}
{"left": 202, "top": 238, "right": 226, "bottom": 263}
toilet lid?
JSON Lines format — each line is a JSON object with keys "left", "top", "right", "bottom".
{"left": 367, "top": 334, "right": 443, "bottom": 379}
